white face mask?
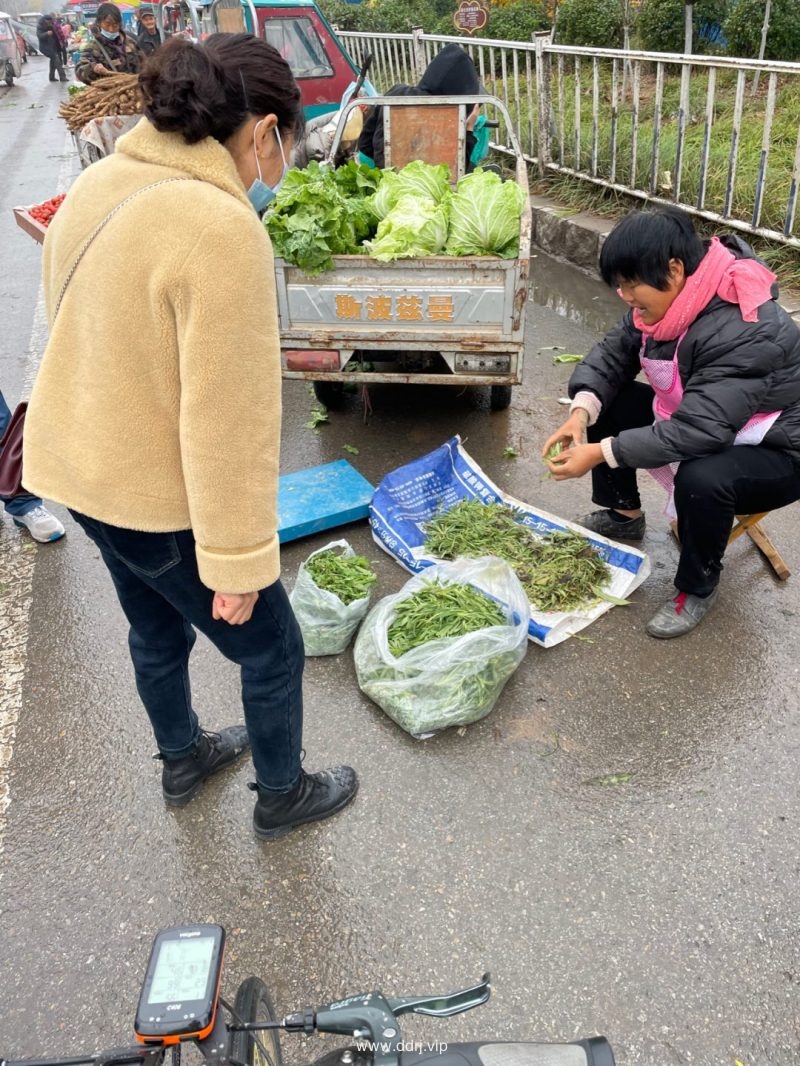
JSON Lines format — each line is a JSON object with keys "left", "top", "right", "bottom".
{"left": 247, "top": 120, "right": 288, "bottom": 214}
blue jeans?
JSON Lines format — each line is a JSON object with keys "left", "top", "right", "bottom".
{"left": 70, "top": 511, "right": 304, "bottom": 791}
{"left": 0, "top": 389, "right": 41, "bottom": 517}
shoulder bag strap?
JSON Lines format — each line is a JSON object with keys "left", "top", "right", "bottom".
{"left": 54, "top": 177, "right": 196, "bottom": 319}
{"left": 91, "top": 36, "right": 117, "bottom": 67}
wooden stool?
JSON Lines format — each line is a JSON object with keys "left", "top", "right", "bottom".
{"left": 670, "top": 513, "right": 791, "bottom": 580}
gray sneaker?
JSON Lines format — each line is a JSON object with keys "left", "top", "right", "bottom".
{"left": 646, "top": 588, "right": 719, "bottom": 639}
{"left": 13, "top": 505, "right": 65, "bottom": 543}
{"left": 576, "top": 509, "right": 645, "bottom": 541}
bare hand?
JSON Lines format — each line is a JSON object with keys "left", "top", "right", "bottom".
{"left": 546, "top": 442, "right": 604, "bottom": 480}
{"left": 541, "top": 411, "right": 588, "bottom": 459}
{"left": 94, "top": 63, "right": 111, "bottom": 75}
{"left": 212, "top": 591, "right": 259, "bottom": 625}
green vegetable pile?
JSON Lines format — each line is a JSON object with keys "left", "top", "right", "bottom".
{"left": 266, "top": 159, "right": 525, "bottom": 272}
{"left": 365, "top": 194, "right": 449, "bottom": 262}
{"left": 265, "top": 159, "right": 382, "bottom": 275}
{"left": 353, "top": 557, "right": 529, "bottom": 738}
{"left": 424, "top": 500, "right": 613, "bottom": 614}
{"left": 387, "top": 578, "right": 505, "bottom": 657}
{"left": 306, "top": 548, "right": 378, "bottom": 605}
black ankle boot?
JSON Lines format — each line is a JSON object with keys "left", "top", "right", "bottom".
{"left": 251, "top": 766, "right": 358, "bottom": 840}
{"left": 158, "top": 726, "right": 250, "bottom": 806}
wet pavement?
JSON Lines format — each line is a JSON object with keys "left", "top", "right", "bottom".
{"left": 1, "top": 60, "right": 799, "bottom": 1066}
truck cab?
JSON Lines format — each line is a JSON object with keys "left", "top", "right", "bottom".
{"left": 182, "top": 0, "right": 360, "bottom": 118}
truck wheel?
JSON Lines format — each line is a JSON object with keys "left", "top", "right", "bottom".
{"left": 5, "top": 65, "right": 13, "bottom": 86}
{"left": 490, "top": 385, "right": 512, "bottom": 411}
{"left": 312, "top": 380, "right": 346, "bottom": 410}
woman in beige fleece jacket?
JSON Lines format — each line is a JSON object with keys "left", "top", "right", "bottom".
{"left": 24, "top": 34, "right": 357, "bottom": 840}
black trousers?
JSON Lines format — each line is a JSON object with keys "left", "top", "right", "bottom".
{"left": 587, "top": 382, "right": 800, "bottom": 595}
{"left": 48, "top": 51, "right": 65, "bottom": 79}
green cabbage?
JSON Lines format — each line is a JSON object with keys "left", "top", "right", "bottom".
{"left": 364, "top": 194, "right": 449, "bottom": 262}
{"left": 371, "top": 160, "right": 451, "bottom": 219}
{"left": 445, "top": 169, "right": 525, "bottom": 258}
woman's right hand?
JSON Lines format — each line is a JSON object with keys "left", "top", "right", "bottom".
{"left": 212, "top": 591, "right": 259, "bottom": 625}
{"left": 93, "top": 63, "right": 111, "bottom": 75}
{"left": 541, "top": 410, "right": 589, "bottom": 459}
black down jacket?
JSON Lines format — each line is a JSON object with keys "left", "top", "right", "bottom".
{"left": 568, "top": 235, "right": 800, "bottom": 469}
{"left": 357, "top": 43, "right": 480, "bottom": 170}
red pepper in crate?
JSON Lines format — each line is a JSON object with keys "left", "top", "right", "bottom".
{"left": 29, "top": 194, "right": 67, "bottom": 228}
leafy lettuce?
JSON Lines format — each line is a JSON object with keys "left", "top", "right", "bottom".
{"left": 445, "top": 169, "right": 525, "bottom": 258}
{"left": 265, "top": 160, "right": 382, "bottom": 275}
{"left": 364, "top": 194, "right": 449, "bottom": 262}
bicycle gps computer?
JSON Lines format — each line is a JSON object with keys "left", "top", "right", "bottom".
{"left": 134, "top": 924, "right": 226, "bottom": 1045}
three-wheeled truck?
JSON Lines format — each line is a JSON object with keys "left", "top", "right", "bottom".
{"left": 277, "top": 94, "right": 531, "bottom": 412}
{"left": 0, "top": 12, "right": 23, "bottom": 86}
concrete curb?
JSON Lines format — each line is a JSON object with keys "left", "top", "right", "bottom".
{"left": 529, "top": 193, "right": 800, "bottom": 316}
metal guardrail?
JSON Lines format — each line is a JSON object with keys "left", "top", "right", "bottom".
{"left": 338, "top": 28, "right": 800, "bottom": 248}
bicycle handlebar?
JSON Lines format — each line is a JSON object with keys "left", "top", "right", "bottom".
{"left": 2, "top": 973, "right": 614, "bottom": 1066}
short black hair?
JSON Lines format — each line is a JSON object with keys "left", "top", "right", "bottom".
{"left": 599, "top": 206, "right": 706, "bottom": 290}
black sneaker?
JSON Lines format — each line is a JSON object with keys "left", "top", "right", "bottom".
{"left": 576, "top": 508, "right": 646, "bottom": 541}
{"left": 250, "top": 766, "right": 358, "bottom": 840}
{"left": 157, "top": 727, "right": 250, "bottom": 807}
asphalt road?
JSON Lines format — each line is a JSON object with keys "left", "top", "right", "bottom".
{"left": 1, "top": 57, "right": 798, "bottom": 1066}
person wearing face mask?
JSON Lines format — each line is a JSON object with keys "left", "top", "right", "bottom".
{"left": 23, "top": 34, "right": 357, "bottom": 840}
{"left": 76, "top": 2, "right": 141, "bottom": 84}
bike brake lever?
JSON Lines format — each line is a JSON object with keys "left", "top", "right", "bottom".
{"left": 386, "top": 973, "right": 491, "bottom": 1018}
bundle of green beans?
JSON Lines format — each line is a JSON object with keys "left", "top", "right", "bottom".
{"left": 424, "top": 499, "right": 613, "bottom": 613}
{"left": 387, "top": 578, "right": 505, "bottom": 657}
{"left": 306, "top": 548, "right": 377, "bottom": 605}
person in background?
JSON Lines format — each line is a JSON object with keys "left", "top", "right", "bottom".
{"left": 136, "top": 6, "right": 161, "bottom": 57}
{"left": 357, "top": 43, "right": 489, "bottom": 173}
{"left": 76, "top": 2, "right": 141, "bottom": 84}
{"left": 24, "top": 34, "right": 357, "bottom": 840}
{"left": 542, "top": 206, "right": 800, "bottom": 639}
{"left": 37, "top": 12, "right": 67, "bottom": 83}
{"left": 54, "top": 16, "right": 69, "bottom": 66}
{"left": 0, "top": 390, "right": 65, "bottom": 543}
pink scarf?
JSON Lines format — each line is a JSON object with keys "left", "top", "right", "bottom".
{"left": 633, "top": 236, "right": 777, "bottom": 342}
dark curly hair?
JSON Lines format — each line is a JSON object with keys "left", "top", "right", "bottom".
{"left": 138, "top": 33, "right": 302, "bottom": 146}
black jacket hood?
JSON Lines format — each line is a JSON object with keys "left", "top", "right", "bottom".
{"left": 418, "top": 43, "right": 481, "bottom": 96}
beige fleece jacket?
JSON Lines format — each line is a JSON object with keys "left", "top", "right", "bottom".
{"left": 24, "top": 118, "right": 282, "bottom": 593}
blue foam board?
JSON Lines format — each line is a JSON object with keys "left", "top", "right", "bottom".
{"left": 278, "top": 460, "right": 375, "bottom": 544}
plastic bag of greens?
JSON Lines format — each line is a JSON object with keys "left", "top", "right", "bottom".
{"left": 290, "top": 540, "right": 377, "bottom": 656}
{"left": 353, "top": 556, "right": 528, "bottom": 738}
